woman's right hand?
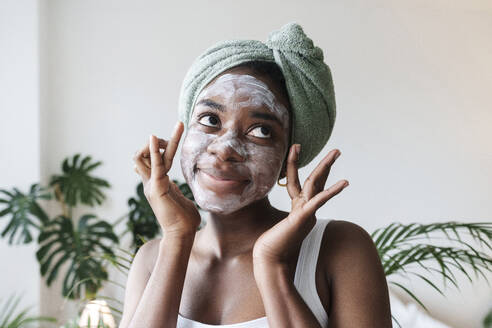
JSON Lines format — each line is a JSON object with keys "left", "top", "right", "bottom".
{"left": 133, "top": 121, "right": 201, "bottom": 237}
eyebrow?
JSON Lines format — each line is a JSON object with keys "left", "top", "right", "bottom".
{"left": 249, "top": 111, "right": 283, "bottom": 127}
{"left": 196, "top": 98, "right": 284, "bottom": 127}
{"left": 196, "top": 98, "right": 225, "bottom": 111}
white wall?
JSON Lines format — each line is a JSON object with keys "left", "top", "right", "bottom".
{"left": 0, "top": 0, "right": 40, "bottom": 319}
{"left": 1, "top": 0, "right": 491, "bottom": 327}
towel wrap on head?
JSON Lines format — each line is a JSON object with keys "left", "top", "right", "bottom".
{"left": 178, "top": 22, "right": 336, "bottom": 168}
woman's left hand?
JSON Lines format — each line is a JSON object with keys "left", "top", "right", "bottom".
{"left": 252, "top": 144, "right": 349, "bottom": 268}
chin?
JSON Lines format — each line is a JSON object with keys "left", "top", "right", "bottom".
{"left": 194, "top": 192, "right": 250, "bottom": 216}
{"left": 200, "top": 204, "right": 239, "bottom": 216}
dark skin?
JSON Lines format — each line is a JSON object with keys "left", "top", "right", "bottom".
{"left": 121, "top": 66, "right": 392, "bottom": 327}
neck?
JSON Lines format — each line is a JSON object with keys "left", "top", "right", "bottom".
{"left": 196, "top": 196, "right": 285, "bottom": 260}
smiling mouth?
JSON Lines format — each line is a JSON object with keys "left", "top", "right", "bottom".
{"left": 202, "top": 170, "right": 248, "bottom": 182}
{"left": 196, "top": 168, "right": 250, "bottom": 193}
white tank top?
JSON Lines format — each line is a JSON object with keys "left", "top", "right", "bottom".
{"left": 177, "top": 218, "right": 331, "bottom": 328}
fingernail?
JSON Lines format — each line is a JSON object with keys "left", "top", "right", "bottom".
{"left": 336, "top": 151, "right": 341, "bottom": 159}
{"left": 296, "top": 144, "right": 301, "bottom": 156}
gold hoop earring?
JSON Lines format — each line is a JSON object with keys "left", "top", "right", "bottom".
{"left": 277, "top": 176, "right": 287, "bottom": 187}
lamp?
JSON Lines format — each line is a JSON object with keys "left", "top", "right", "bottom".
{"left": 78, "top": 299, "right": 116, "bottom": 328}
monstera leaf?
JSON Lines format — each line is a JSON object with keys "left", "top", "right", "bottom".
{"left": 49, "top": 154, "right": 110, "bottom": 207}
{"left": 36, "top": 214, "right": 119, "bottom": 299}
{"left": 0, "top": 183, "right": 52, "bottom": 245}
{"left": 126, "top": 180, "right": 198, "bottom": 251}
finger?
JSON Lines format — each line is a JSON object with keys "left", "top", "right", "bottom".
{"left": 135, "top": 139, "right": 168, "bottom": 159}
{"left": 138, "top": 147, "right": 151, "bottom": 169}
{"left": 304, "top": 180, "right": 348, "bottom": 214}
{"left": 143, "top": 139, "right": 168, "bottom": 160}
{"left": 142, "top": 156, "right": 150, "bottom": 169}
{"left": 286, "top": 144, "right": 302, "bottom": 199}
{"left": 134, "top": 139, "right": 168, "bottom": 169}
{"left": 149, "top": 134, "right": 167, "bottom": 179}
{"left": 303, "top": 149, "right": 340, "bottom": 200}
{"left": 134, "top": 161, "right": 150, "bottom": 182}
{"left": 164, "top": 121, "right": 184, "bottom": 172}
{"left": 151, "top": 139, "right": 168, "bottom": 169}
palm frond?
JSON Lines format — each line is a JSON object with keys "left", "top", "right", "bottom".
{"left": 372, "top": 221, "right": 492, "bottom": 313}
{"left": 391, "top": 313, "right": 402, "bottom": 328}
{"left": 0, "top": 292, "right": 57, "bottom": 328}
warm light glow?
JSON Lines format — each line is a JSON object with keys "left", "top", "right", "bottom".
{"left": 78, "top": 299, "right": 116, "bottom": 328}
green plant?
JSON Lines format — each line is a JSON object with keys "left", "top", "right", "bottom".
{"left": 36, "top": 214, "right": 118, "bottom": 299}
{"left": 0, "top": 183, "right": 51, "bottom": 244}
{"left": 0, "top": 154, "right": 119, "bottom": 300}
{"left": 0, "top": 153, "right": 199, "bottom": 311}
{"left": 372, "top": 221, "right": 492, "bottom": 327}
{"left": 0, "top": 292, "right": 57, "bottom": 328}
{"left": 81, "top": 246, "right": 136, "bottom": 324}
{"left": 50, "top": 154, "right": 111, "bottom": 212}
{"left": 483, "top": 307, "right": 492, "bottom": 328}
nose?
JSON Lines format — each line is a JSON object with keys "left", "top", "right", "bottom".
{"left": 206, "top": 130, "right": 247, "bottom": 163}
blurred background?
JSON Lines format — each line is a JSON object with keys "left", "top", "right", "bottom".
{"left": 0, "top": 0, "right": 491, "bottom": 327}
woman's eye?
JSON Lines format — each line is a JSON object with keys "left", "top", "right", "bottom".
{"left": 198, "top": 114, "right": 220, "bottom": 127}
{"left": 249, "top": 126, "right": 272, "bottom": 139}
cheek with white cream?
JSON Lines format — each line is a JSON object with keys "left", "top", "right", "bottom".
{"left": 179, "top": 73, "right": 290, "bottom": 215}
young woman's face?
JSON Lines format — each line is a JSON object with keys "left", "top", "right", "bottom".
{"left": 180, "top": 68, "right": 291, "bottom": 215}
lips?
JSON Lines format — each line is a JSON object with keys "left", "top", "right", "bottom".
{"left": 196, "top": 166, "right": 250, "bottom": 194}
{"left": 198, "top": 167, "right": 249, "bottom": 181}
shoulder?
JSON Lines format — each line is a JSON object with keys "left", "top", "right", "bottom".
{"left": 322, "top": 219, "right": 375, "bottom": 250}
{"left": 321, "top": 219, "right": 381, "bottom": 275}
{"left": 319, "top": 219, "right": 392, "bottom": 326}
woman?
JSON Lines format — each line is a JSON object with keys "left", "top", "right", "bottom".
{"left": 121, "top": 23, "right": 392, "bottom": 328}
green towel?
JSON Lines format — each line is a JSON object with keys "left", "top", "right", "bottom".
{"left": 178, "top": 22, "right": 336, "bottom": 168}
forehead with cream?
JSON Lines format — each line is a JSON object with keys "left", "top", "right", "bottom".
{"left": 194, "top": 73, "right": 290, "bottom": 131}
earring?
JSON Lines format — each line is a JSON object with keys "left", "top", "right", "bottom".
{"left": 277, "top": 176, "right": 287, "bottom": 187}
